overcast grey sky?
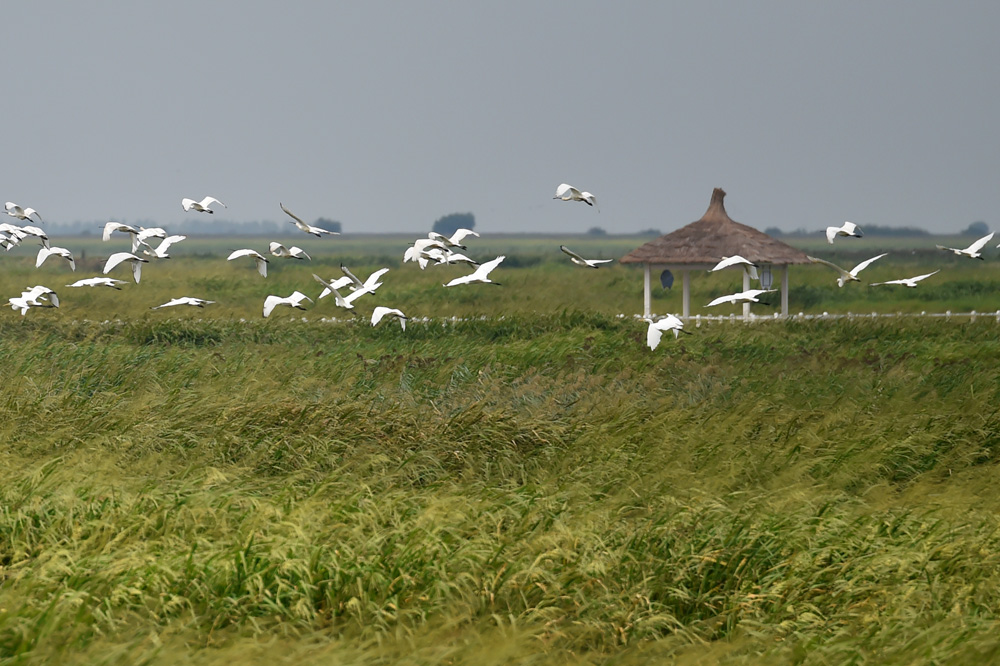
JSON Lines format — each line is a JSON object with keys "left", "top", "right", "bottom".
{"left": 3, "top": 2, "right": 998, "bottom": 235}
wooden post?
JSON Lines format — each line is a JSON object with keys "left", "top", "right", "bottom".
{"left": 781, "top": 266, "right": 789, "bottom": 317}
{"left": 643, "top": 264, "right": 651, "bottom": 317}
{"left": 742, "top": 269, "right": 751, "bottom": 320}
{"left": 682, "top": 270, "right": 690, "bottom": 318}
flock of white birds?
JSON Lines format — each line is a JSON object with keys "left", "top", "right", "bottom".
{"left": 1, "top": 184, "right": 614, "bottom": 333}
{"left": 642, "top": 222, "right": 998, "bottom": 350}
{"left": 4, "top": 194, "right": 986, "bottom": 351}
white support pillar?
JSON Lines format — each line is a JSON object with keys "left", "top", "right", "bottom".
{"left": 682, "top": 270, "right": 691, "bottom": 319}
{"left": 742, "top": 269, "right": 751, "bottom": 320}
{"left": 643, "top": 263, "right": 651, "bottom": 317}
{"left": 781, "top": 266, "right": 789, "bottom": 317}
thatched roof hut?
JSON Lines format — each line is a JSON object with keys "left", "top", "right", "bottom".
{"left": 620, "top": 188, "right": 811, "bottom": 317}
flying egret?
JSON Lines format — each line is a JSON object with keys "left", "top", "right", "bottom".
{"left": 227, "top": 249, "right": 269, "bottom": 277}
{"left": 560, "top": 245, "right": 614, "bottom": 268}
{"left": 66, "top": 277, "right": 127, "bottom": 290}
{"left": 262, "top": 291, "right": 312, "bottom": 318}
{"left": 709, "top": 255, "right": 759, "bottom": 281}
{"left": 428, "top": 249, "right": 479, "bottom": 266}
{"left": 314, "top": 275, "right": 354, "bottom": 299}
{"left": 11, "top": 285, "right": 60, "bottom": 314}
{"left": 825, "top": 221, "right": 864, "bottom": 244}
{"left": 152, "top": 297, "right": 215, "bottom": 309}
{"left": 269, "top": 241, "right": 311, "bottom": 260}
{"left": 553, "top": 184, "right": 598, "bottom": 210}
{"left": 36, "top": 246, "right": 76, "bottom": 271}
{"left": 807, "top": 253, "right": 888, "bottom": 287}
{"left": 371, "top": 306, "right": 407, "bottom": 331}
{"left": 181, "top": 196, "right": 226, "bottom": 213}
{"left": 143, "top": 235, "right": 187, "bottom": 258}
{"left": 936, "top": 232, "right": 994, "bottom": 259}
{"left": 17, "top": 225, "right": 49, "bottom": 249}
{"left": 642, "top": 314, "right": 689, "bottom": 350}
{"left": 102, "top": 221, "right": 140, "bottom": 243}
{"left": 339, "top": 265, "right": 389, "bottom": 292}
{"left": 311, "top": 274, "right": 370, "bottom": 309}
{"left": 444, "top": 255, "right": 505, "bottom": 287}
{"left": 103, "top": 251, "right": 149, "bottom": 283}
{"left": 706, "top": 289, "right": 775, "bottom": 307}
{"left": 404, "top": 238, "right": 450, "bottom": 267}
{"left": 279, "top": 203, "right": 339, "bottom": 237}
{"left": 5, "top": 202, "right": 42, "bottom": 222}
{"left": 427, "top": 228, "right": 479, "bottom": 249}
{"left": 0, "top": 223, "right": 28, "bottom": 247}
{"left": 869, "top": 270, "right": 940, "bottom": 288}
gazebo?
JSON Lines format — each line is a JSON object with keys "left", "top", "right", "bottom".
{"left": 620, "top": 188, "right": 812, "bottom": 318}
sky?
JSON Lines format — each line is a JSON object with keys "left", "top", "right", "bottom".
{"left": 3, "top": 2, "right": 998, "bottom": 235}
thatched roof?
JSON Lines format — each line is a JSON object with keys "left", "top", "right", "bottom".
{"left": 620, "top": 188, "right": 812, "bottom": 265}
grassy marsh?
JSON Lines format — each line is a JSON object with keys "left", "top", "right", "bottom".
{"left": 2, "top": 236, "right": 1000, "bottom": 664}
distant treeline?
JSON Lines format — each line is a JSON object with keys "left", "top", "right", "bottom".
{"left": 767, "top": 225, "right": 931, "bottom": 237}
{"left": 768, "top": 221, "right": 989, "bottom": 237}
{"left": 40, "top": 218, "right": 342, "bottom": 237}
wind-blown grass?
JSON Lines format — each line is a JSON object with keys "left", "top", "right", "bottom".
{"left": 2, "top": 313, "right": 1000, "bottom": 664}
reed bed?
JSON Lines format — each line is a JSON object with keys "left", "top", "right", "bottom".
{"left": 1, "top": 309, "right": 999, "bottom": 664}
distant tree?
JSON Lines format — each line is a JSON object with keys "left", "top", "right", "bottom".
{"left": 586, "top": 226, "right": 607, "bottom": 236}
{"left": 637, "top": 228, "right": 661, "bottom": 236}
{"left": 863, "top": 225, "right": 930, "bottom": 237}
{"left": 432, "top": 212, "right": 475, "bottom": 236}
{"left": 314, "top": 218, "right": 342, "bottom": 234}
{"left": 764, "top": 226, "right": 784, "bottom": 237}
{"left": 962, "top": 221, "right": 989, "bottom": 236}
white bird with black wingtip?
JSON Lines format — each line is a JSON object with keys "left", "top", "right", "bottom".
{"left": 808, "top": 253, "right": 888, "bottom": 287}
{"left": 560, "top": 245, "right": 613, "bottom": 268}
{"left": 280, "top": 203, "right": 339, "bottom": 237}
{"left": 641, "top": 314, "right": 689, "bottom": 350}
{"left": 182, "top": 196, "right": 226, "bottom": 214}
{"left": 371, "top": 306, "right": 407, "bottom": 331}
{"left": 227, "top": 249, "right": 269, "bottom": 277}
{"left": 936, "top": 232, "right": 994, "bottom": 259}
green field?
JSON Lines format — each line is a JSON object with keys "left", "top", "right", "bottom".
{"left": 2, "top": 235, "right": 1000, "bottom": 664}
{"left": 2, "top": 233, "right": 1000, "bottom": 319}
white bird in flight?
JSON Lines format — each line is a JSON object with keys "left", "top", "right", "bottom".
{"left": 428, "top": 228, "right": 479, "bottom": 249}
{"left": 66, "top": 277, "right": 127, "bottom": 290}
{"left": 808, "top": 253, "right": 888, "bottom": 287}
{"left": 444, "top": 255, "right": 505, "bottom": 287}
{"left": 371, "top": 306, "right": 407, "bottom": 330}
{"left": 311, "top": 274, "right": 371, "bottom": 309}
{"left": 0, "top": 223, "right": 28, "bottom": 247}
{"left": 706, "top": 289, "right": 775, "bottom": 307}
{"left": 10, "top": 285, "right": 59, "bottom": 315}
{"left": 262, "top": 291, "right": 313, "bottom": 318}
{"left": 553, "top": 184, "right": 598, "bottom": 210}
{"left": 269, "top": 241, "right": 311, "bottom": 260}
{"left": 560, "top": 245, "right": 613, "bottom": 268}
{"left": 182, "top": 196, "right": 226, "bottom": 214}
{"left": 102, "top": 221, "right": 140, "bottom": 243}
{"left": 103, "top": 251, "right": 149, "bottom": 283}
{"left": 869, "top": 270, "right": 940, "bottom": 288}
{"left": 36, "top": 246, "right": 76, "bottom": 271}
{"left": 709, "top": 255, "right": 759, "bottom": 281}
{"left": 152, "top": 297, "right": 215, "bottom": 309}
{"left": 280, "top": 203, "right": 339, "bottom": 237}
{"left": 423, "top": 248, "right": 479, "bottom": 267}
{"left": 16, "top": 225, "right": 49, "bottom": 249}
{"left": 142, "top": 235, "right": 187, "bottom": 258}
{"left": 936, "top": 232, "right": 994, "bottom": 259}
{"left": 642, "top": 314, "right": 688, "bottom": 350}
{"left": 227, "top": 249, "right": 269, "bottom": 277}
{"left": 826, "top": 221, "right": 864, "bottom": 244}
{"left": 5, "top": 202, "right": 42, "bottom": 223}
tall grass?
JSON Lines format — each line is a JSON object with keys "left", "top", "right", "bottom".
{"left": 2, "top": 313, "right": 1000, "bottom": 663}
